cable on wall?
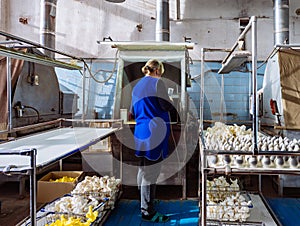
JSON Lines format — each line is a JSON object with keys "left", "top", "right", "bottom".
{"left": 80, "top": 49, "right": 119, "bottom": 84}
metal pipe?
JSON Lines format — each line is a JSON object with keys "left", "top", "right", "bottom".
{"left": 29, "top": 148, "right": 37, "bottom": 226}
{"left": 0, "top": 31, "right": 82, "bottom": 61}
{"left": 156, "top": 0, "right": 170, "bottom": 41}
{"left": 176, "top": 0, "right": 181, "bottom": 20}
{"left": 0, "top": 40, "right": 23, "bottom": 45}
{"left": 40, "top": 0, "right": 57, "bottom": 58}
{"left": 6, "top": 57, "right": 12, "bottom": 131}
{"left": 201, "top": 145, "right": 207, "bottom": 226}
{"left": 203, "top": 150, "right": 300, "bottom": 156}
{"left": 251, "top": 16, "right": 258, "bottom": 154}
{"left": 113, "top": 59, "right": 124, "bottom": 119}
{"left": 220, "top": 74, "right": 224, "bottom": 121}
{"left": 273, "top": 0, "right": 289, "bottom": 45}
{"left": 181, "top": 57, "right": 186, "bottom": 122}
{"left": 275, "top": 44, "right": 300, "bottom": 48}
{"left": 199, "top": 48, "right": 205, "bottom": 133}
{"left": 199, "top": 48, "right": 206, "bottom": 226}
{"left": 206, "top": 167, "right": 300, "bottom": 175}
{"left": 82, "top": 63, "right": 86, "bottom": 120}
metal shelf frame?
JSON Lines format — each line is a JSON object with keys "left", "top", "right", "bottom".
{"left": 198, "top": 16, "right": 282, "bottom": 226}
{"left": 199, "top": 15, "right": 258, "bottom": 155}
{"left": 0, "top": 148, "right": 37, "bottom": 226}
{"left": 198, "top": 16, "right": 295, "bottom": 225}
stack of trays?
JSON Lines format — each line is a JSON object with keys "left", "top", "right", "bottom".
{"left": 207, "top": 154, "right": 300, "bottom": 169}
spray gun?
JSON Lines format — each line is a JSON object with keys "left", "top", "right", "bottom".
{"left": 13, "top": 101, "right": 40, "bottom": 122}
{"left": 14, "top": 101, "right": 24, "bottom": 117}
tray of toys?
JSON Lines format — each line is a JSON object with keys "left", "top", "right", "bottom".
{"left": 205, "top": 176, "right": 253, "bottom": 223}
{"left": 21, "top": 175, "right": 121, "bottom": 226}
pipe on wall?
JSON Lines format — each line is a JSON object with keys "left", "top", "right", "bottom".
{"left": 273, "top": 0, "right": 289, "bottom": 45}
{"left": 176, "top": 0, "right": 181, "bottom": 20}
{"left": 156, "top": 0, "right": 170, "bottom": 42}
{"left": 40, "top": 0, "right": 57, "bottom": 58}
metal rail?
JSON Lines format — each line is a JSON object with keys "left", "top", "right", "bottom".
{"left": 0, "top": 30, "right": 83, "bottom": 61}
{"left": 0, "top": 118, "right": 63, "bottom": 135}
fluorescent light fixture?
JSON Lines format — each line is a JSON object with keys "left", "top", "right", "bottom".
{"left": 105, "top": 0, "right": 125, "bottom": 2}
{"left": 97, "top": 41, "right": 194, "bottom": 50}
{"left": 0, "top": 46, "right": 82, "bottom": 70}
{"left": 218, "top": 50, "right": 251, "bottom": 74}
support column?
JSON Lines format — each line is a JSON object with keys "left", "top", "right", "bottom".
{"left": 273, "top": 0, "right": 289, "bottom": 45}
{"left": 156, "top": 0, "right": 170, "bottom": 41}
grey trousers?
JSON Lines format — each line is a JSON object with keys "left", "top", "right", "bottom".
{"left": 137, "top": 157, "right": 162, "bottom": 216}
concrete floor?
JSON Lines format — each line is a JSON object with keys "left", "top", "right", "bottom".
{"left": 0, "top": 181, "right": 40, "bottom": 226}
{"left": 0, "top": 174, "right": 285, "bottom": 226}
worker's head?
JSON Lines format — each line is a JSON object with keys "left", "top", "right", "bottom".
{"left": 142, "top": 59, "right": 165, "bottom": 76}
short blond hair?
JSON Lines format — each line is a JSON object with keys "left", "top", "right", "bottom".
{"left": 141, "top": 59, "right": 164, "bottom": 75}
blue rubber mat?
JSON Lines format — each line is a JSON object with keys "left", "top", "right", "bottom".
{"left": 103, "top": 199, "right": 199, "bottom": 226}
{"left": 267, "top": 197, "right": 300, "bottom": 226}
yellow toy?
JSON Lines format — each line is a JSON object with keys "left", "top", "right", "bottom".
{"left": 45, "top": 206, "right": 98, "bottom": 226}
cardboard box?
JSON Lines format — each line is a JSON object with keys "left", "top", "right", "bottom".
{"left": 88, "top": 137, "right": 111, "bottom": 153}
{"left": 88, "top": 122, "right": 111, "bottom": 153}
{"left": 82, "top": 151, "right": 113, "bottom": 175}
{"left": 37, "top": 171, "right": 83, "bottom": 203}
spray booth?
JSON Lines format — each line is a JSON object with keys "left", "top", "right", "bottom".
{"left": 109, "top": 42, "right": 197, "bottom": 198}
{"left": 261, "top": 47, "right": 300, "bottom": 131}
{"left": 260, "top": 46, "right": 300, "bottom": 194}
{"left": 112, "top": 42, "right": 193, "bottom": 121}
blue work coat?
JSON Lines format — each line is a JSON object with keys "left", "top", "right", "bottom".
{"left": 131, "top": 76, "right": 172, "bottom": 161}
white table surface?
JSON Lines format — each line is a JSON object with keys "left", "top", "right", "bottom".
{"left": 0, "top": 127, "right": 118, "bottom": 169}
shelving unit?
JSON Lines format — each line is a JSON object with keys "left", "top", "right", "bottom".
{"left": 198, "top": 16, "right": 300, "bottom": 225}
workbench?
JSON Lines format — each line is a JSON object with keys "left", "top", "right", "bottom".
{"left": 0, "top": 127, "right": 119, "bottom": 196}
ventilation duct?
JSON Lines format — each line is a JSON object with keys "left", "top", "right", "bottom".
{"left": 156, "top": 0, "right": 170, "bottom": 41}
{"left": 40, "top": 0, "right": 57, "bottom": 58}
{"left": 273, "top": 0, "right": 289, "bottom": 45}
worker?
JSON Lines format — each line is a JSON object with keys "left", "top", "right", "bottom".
{"left": 130, "top": 59, "right": 173, "bottom": 223}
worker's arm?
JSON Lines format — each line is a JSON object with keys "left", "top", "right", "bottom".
{"left": 157, "top": 79, "right": 174, "bottom": 112}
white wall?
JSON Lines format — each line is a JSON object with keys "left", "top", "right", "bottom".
{"left": 5, "top": 0, "right": 40, "bottom": 41}
{"left": 3, "top": 0, "right": 300, "bottom": 61}
{"left": 0, "top": 0, "right": 7, "bottom": 32}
